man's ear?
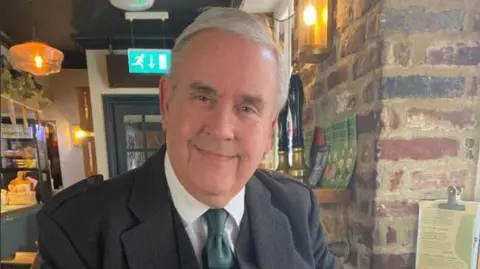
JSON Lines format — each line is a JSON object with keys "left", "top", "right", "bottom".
{"left": 264, "top": 119, "right": 277, "bottom": 153}
{"left": 159, "top": 77, "right": 170, "bottom": 128}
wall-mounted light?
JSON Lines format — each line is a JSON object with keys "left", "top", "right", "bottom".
{"left": 72, "top": 125, "right": 94, "bottom": 147}
{"left": 297, "top": 0, "right": 334, "bottom": 63}
{"left": 303, "top": 4, "right": 317, "bottom": 26}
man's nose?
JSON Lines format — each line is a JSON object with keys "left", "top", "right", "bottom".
{"left": 205, "top": 106, "right": 235, "bottom": 141}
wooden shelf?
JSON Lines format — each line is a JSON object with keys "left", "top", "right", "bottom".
{"left": 313, "top": 188, "right": 350, "bottom": 204}
{"left": 1, "top": 251, "right": 37, "bottom": 265}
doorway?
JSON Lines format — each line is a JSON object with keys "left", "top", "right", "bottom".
{"left": 103, "top": 95, "right": 164, "bottom": 177}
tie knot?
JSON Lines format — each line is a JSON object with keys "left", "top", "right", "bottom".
{"left": 204, "top": 209, "right": 228, "bottom": 236}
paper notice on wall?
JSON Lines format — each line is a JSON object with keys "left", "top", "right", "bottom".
{"left": 416, "top": 200, "right": 480, "bottom": 269}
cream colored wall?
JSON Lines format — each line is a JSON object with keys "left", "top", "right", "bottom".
{"left": 38, "top": 69, "right": 90, "bottom": 188}
{"left": 86, "top": 50, "right": 158, "bottom": 178}
{"left": 2, "top": 44, "right": 89, "bottom": 188}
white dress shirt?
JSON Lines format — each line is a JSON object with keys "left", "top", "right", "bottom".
{"left": 164, "top": 151, "right": 245, "bottom": 265}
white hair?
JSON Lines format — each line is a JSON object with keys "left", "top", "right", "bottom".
{"left": 169, "top": 7, "right": 289, "bottom": 116}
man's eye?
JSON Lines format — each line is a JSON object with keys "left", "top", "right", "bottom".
{"left": 238, "top": 106, "right": 255, "bottom": 114}
{"left": 194, "top": 95, "right": 210, "bottom": 102}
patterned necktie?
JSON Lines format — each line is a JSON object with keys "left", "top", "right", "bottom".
{"left": 202, "top": 209, "right": 235, "bottom": 269}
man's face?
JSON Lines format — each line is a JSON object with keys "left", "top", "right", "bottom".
{"left": 160, "top": 29, "right": 278, "bottom": 206}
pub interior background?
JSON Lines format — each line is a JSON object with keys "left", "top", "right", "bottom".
{"left": 0, "top": 0, "right": 479, "bottom": 268}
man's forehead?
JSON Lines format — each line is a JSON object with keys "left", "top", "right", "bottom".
{"left": 182, "top": 29, "right": 276, "bottom": 61}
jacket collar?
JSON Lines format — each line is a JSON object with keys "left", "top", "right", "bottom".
{"left": 121, "top": 147, "right": 295, "bottom": 269}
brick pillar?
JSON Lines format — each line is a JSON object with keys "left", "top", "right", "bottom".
{"left": 296, "top": 0, "right": 480, "bottom": 268}
{"left": 373, "top": 0, "right": 480, "bottom": 268}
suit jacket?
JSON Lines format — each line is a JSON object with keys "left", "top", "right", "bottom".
{"left": 37, "top": 147, "right": 336, "bottom": 269}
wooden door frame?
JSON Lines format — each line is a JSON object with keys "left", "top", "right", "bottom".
{"left": 103, "top": 95, "right": 160, "bottom": 177}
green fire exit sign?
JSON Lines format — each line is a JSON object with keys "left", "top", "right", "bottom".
{"left": 127, "top": 49, "right": 171, "bottom": 74}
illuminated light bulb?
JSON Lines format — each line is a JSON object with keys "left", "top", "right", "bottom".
{"left": 75, "top": 130, "right": 86, "bottom": 139}
{"left": 303, "top": 4, "right": 317, "bottom": 26}
{"left": 34, "top": 55, "right": 43, "bottom": 68}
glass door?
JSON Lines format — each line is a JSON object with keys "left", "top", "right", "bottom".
{"left": 103, "top": 95, "right": 164, "bottom": 176}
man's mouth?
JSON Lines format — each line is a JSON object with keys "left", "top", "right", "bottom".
{"left": 195, "top": 146, "right": 235, "bottom": 162}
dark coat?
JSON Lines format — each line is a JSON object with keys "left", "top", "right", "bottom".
{"left": 37, "top": 147, "right": 336, "bottom": 269}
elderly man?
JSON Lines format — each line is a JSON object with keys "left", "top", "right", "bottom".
{"left": 37, "top": 7, "right": 336, "bottom": 269}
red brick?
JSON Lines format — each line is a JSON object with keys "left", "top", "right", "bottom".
{"left": 358, "top": 199, "right": 371, "bottom": 216}
{"left": 467, "top": 76, "right": 479, "bottom": 97}
{"left": 302, "top": 106, "right": 315, "bottom": 126}
{"left": 353, "top": 44, "right": 382, "bottom": 79}
{"left": 406, "top": 108, "right": 476, "bottom": 131}
{"left": 362, "top": 78, "right": 377, "bottom": 104}
{"left": 300, "top": 64, "right": 317, "bottom": 86}
{"left": 378, "top": 221, "right": 417, "bottom": 248}
{"left": 388, "top": 170, "right": 403, "bottom": 191}
{"left": 340, "top": 22, "right": 366, "bottom": 58}
{"left": 372, "top": 253, "right": 416, "bottom": 269}
{"left": 358, "top": 137, "right": 377, "bottom": 163}
{"left": 382, "top": 8, "right": 463, "bottom": 32}
{"left": 354, "top": 169, "right": 379, "bottom": 189}
{"left": 346, "top": 251, "right": 358, "bottom": 267}
{"left": 358, "top": 253, "right": 372, "bottom": 269}
{"left": 386, "top": 226, "right": 397, "bottom": 244}
{"left": 375, "top": 201, "right": 418, "bottom": 217}
{"left": 327, "top": 65, "right": 349, "bottom": 90}
{"left": 379, "top": 138, "right": 459, "bottom": 161}
{"left": 354, "top": 222, "right": 374, "bottom": 248}
{"left": 357, "top": 110, "right": 381, "bottom": 133}
{"left": 425, "top": 42, "right": 480, "bottom": 66}
{"left": 393, "top": 41, "right": 411, "bottom": 67}
{"left": 383, "top": 75, "right": 466, "bottom": 99}
{"left": 410, "top": 170, "right": 469, "bottom": 190}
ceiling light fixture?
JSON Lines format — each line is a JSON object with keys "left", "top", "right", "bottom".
{"left": 110, "top": 0, "right": 155, "bottom": 12}
{"left": 9, "top": 41, "right": 64, "bottom": 77}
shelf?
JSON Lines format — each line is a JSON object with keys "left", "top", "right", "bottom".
{"left": 313, "top": 188, "right": 350, "bottom": 204}
{"left": 0, "top": 168, "right": 49, "bottom": 173}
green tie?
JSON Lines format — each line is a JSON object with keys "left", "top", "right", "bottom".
{"left": 202, "top": 209, "right": 235, "bottom": 269}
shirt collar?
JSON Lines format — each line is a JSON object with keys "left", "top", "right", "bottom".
{"left": 164, "top": 150, "right": 245, "bottom": 228}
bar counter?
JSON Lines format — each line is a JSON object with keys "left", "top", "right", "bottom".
{"left": 1, "top": 204, "right": 42, "bottom": 260}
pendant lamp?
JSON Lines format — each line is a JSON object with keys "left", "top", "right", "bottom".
{"left": 9, "top": 41, "right": 64, "bottom": 77}
{"left": 8, "top": 0, "right": 64, "bottom": 76}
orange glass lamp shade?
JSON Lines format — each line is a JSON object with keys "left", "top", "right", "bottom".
{"left": 9, "top": 41, "right": 64, "bottom": 76}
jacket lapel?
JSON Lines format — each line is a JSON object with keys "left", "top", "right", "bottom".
{"left": 245, "top": 175, "right": 295, "bottom": 269}
{"left": 120, "top": 147, "right": 197, "bottom": 269}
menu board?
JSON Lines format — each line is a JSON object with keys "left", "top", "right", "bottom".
{"left": 320, "top": 116, "right": 357, "bottom": 189}
{"left": 0, "top": 124, "right": 33, "bottom": 139}
{"left": 416, "top": 200, "right": 480, "bottom": 269}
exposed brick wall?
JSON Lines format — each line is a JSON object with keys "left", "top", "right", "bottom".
{"left": 297, "top": 0, "right": 383, "bottom": 266}
{"left": 296, "top": 0, "right": 480, "bottom": 268}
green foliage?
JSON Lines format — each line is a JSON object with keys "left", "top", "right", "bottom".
{"left": 1, "top": 67, "right": 44, "bottom": 100}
